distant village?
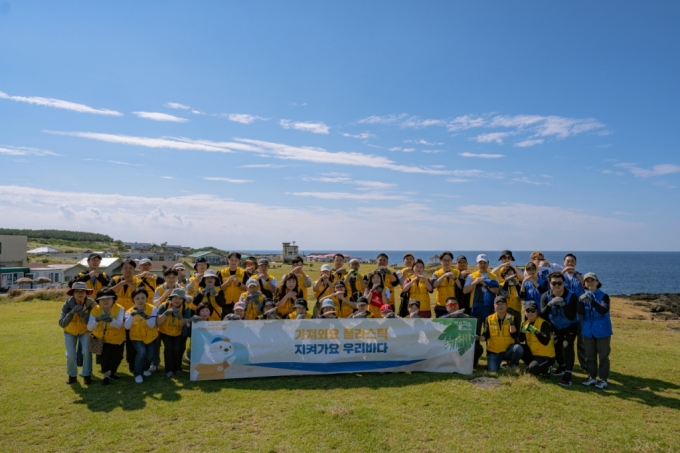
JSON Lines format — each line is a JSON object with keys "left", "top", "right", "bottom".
{"left": 0, "top": 235, "right": 373, "bottom": 291}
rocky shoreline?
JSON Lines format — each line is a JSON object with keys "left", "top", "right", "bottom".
{"left": 616, "top": 293, "right": 680, "bottom": 320}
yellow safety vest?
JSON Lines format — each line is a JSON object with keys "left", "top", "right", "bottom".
{"left": 433, "top": 268, "right": 461, "bottom": 307}
{"left": 506, "top": 285, "right": 522, "bottom": 314}
{"left": 240, "top": 292, "right": 264, "bottom": 320}
{"left": 344, "top": 271, "right": 365, "bottom": 300}
{"left": 110, "top": 276, "right": 143, "bottom": 311}
{"left": 158, "top": 302, "right": 186, "bottom": 337}
{"left": 220, "top": 267, "right": 247, "bottom": 304}
{"left": 63, "top": 300, "right": 94, "bottom": 336}
{"left": 288, "top": 312, "right": 312, "bottom": 319}
{"left": 90, "top": 304, "right": 126, "bottom": 344}
{"left": 522, "top": 317, "right": 555, "bottom": 358}
{"left": 486, "top": 312, "right": 515, "bottom": 354}
{"left": 408, "top": 277, "right": 431, "bottom": 312}
{"left": 332, "top": 296, "right": 355, "bottom": 319}
{"left": 127, "top": 304, "right": 158, "bottom": 344}
{"left": 75, "top": 271, "right": 110, "bottom": 294}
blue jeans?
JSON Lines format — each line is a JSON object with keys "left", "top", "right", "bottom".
{"left": 132, "top": 340, "right": 156, "bottom": 377}
{"left": 64, "top": 332, "right": 92, "bottom": 377}
{"left": 152, "top": 336, "right": 162, "bottom": 367}
{"left": 487, "top": 344, "right": 524, "bottom": 372}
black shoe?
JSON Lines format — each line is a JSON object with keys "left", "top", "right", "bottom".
{"left": 550, "top": 367, "right": 565, "bottom": 377}
{"left": 109, "top": 373, "right": 120, "bottom": 380}
{"left": 66, "top": 376, "right": 77, "bottom": 385}
{"left": 101, "top": 377, "right": 110, "bottom": 386}
{"left": 83, "top": 375, "right": 92, "bottom": 385}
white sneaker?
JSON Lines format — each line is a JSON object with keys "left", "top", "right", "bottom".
{"left": 149, "top": 365, "right": 158, "bottom": 372}
{"left": 582, "top": 377, "right": 598, "bottom": 386}
{"left": 143, "top": 370, "right": 152, "bottom": 377}
{"left": 595, "top": 380, "right": 608, "bottom": 389}
{"left": 135, "top": 375, "right": 143, "bottom": 384}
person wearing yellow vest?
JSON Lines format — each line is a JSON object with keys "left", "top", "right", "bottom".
{"left": 432, "top": 251, "right": 461, "bottom": 318}
{"left": 376, "top": 253, "right": 401, "bottom": 308}
{"left": 68, "top": 253, "right": 111, "bottom": 294}
{"left": 313, "top": 264, "right": 335, "bottom": 303}
{"left": 157, "top": 288, "right": 192, "bottom": 377}
{"left": 59, "top": 282, "right": 96, "bottom": 385}
{"left": 106, "top": 259, "right": 144, "bottom": 311}
{"left": 499, "top": 266, "right": 523, "bottom": 318}
{"left": 137, "top": 258, "right": 165, "bottom": 302}
{"left": 243, "top": 256, "right": 258, "bottom": 279}
{"left": 239, "top": 279, "right": 265, "bottom": 320}
{"left": 291, "top": 255, "right": 312, "bottom": 299}
{"left": 329, "top": 280, "right": 357, "bottom": 318}
{"left": 364, "top": 271, "right": 389, "bottom": 318}
{"left": 519, "top": 301, "right": 555, "bottom": 377}
{"left": 258, "top": 299, "right": 281, "bottom": 319}
{"left": 349, "top": 297, "right": 374, "bottom": 318}
{"left": 479, "top": 296, "right": 523, "bottom": 372}
{"left": 276, "top": 273, "right": 307, "bottom": 317}
{"left": 317, "top": 299, "right": 338, "bottom": 319}
{"left": 152, "top": 268, "right": 187, "bottom": 372}
{"left": 492, "top": 250, "right": 525, "bottom": 284}
{"left": 87, "top": 289, "right": 125, "bottom": 385}
{"left": 192, "top": 270, "right": 227, "bottom": 320}
{"left": 399, "top": 253, "right": 416, "bottom": 285}
{"left": 124, "top": 288, "right": 159, "bottom": 384}
{"left": 407, "top": 300, "right": 421, "bottom": 318}
{"left": 345, "top": 258, "right": 367, "bottom": 302}
{"left": 288, "top": 299, "right": 313, "bottom": 319}
{"left": 254, "top": 258, "right": 277, "bottom": 299}
{"left": 186, "top": 257, "right": 210, "bottom": 298}
{"left": 402, "top": 259, "right": 433, "bottom": 318}
{"left": 329, "top": 253, "right": 348, "bottom": 283}
{"left": 219, "top": 252, "right": 248, "bottom": 315}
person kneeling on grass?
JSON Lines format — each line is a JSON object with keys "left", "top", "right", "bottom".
{"left": 578, "top": 273, "right": 612, "bottom": 390}
{"left": 407, "top": 300, "right": 421, "bottom": 318}
{"left": 124, "top": 288, "right": 158, "bottom": 384}
{"left": 519, "top": 302, "right": 555, "bottom": 377}
{"left": 381, "top": 304, "right": 397, "bottom": 318}
{"left": 289, "top": 299, "right": 312, "bottom": 319}
{"left": 157, "top": 288, "right": 191, "bottom": 378}
{"left": 318, "top": 299, "right": 338, "bottom": 319}
{"left": 258, "top": 299, "right": 281, "bottom": 319}
{"left": 87, "top": 289, "right": 126, "bottom": 385}
{"left": 59, "top": 282, "right": 96, "bottom": 385}
{"left": 350, "top": 297, "right": 374, "bottom": 318}
{"left": 240, "top": 279, "right": 264, "bottom": 320}
{"left": 480, "top": 296, "right": 523, "bottom": 372}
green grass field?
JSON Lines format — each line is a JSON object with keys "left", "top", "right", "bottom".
{"left": 2, "top": 271, "right": 680, "bottom": 452}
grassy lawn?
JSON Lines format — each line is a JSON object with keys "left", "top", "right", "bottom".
{"left": 1, "top": 280, "right": 680, "bottom": 452}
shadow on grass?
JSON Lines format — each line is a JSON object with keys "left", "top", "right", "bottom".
{"left": 554, "top": 370, "right": 680, "bottom": 410}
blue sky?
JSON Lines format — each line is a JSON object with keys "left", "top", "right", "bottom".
{"left": 1, "top": 1, "right": 679, "bottom": 251}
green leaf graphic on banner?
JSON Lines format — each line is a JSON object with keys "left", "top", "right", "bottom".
{"left": 432, "top": 319, "right": 476, "bottom": 356}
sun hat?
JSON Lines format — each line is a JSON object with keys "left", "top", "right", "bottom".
{"left": 67, "top": 282, "right": 93, "bottom": 296}
{"left": 498, "top": 250, "right": 515, "bottom": 261}
{"left": 202, "top": 269, "right": 219, "bottom": 281}
{"left": 193, "top": 257, "right": 210, "bottom": 270}
{"left": 169, "top": 288, "right": 189, "bottom": 300}
{"left": 583, "top": 272, "right": 602, "bottom": 288}
{"left": 349, "top": 258, "right": 360, "bottom": 265}
{"left": 321, "top": 299, "right": 335, "bottom": 310}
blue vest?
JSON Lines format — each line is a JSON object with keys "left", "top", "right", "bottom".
{"left": 546, "top": 290, "right": 579, "bottom": 330}
{"left": 579, "top": 290, "right": 613, "bottom": 338}
{"left": 564, "top": 272, "right": 585, "bottom": 298}
{"left": 522, "top": 281, "right": 543, "bottom": 307}
{"left": 471, "top": 278, "right": 498, "bottom": 321}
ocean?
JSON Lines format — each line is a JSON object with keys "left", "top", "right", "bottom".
{"left": 249, "top": 250, "right": 680, "bottom": 295}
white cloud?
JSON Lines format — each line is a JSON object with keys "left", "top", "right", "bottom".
{"left": 601, "top": 169, "right": 624, "bottom": 176}
{"left": 108, "top": 160, "right": 143, "bottom": 167}
{"left": 303, "top": 176, "right": 396, "bottom": 190}
{"left": 615, "top": 163, "right": 680, "bottom": 178}
{"left": 133, "top": 111, "right": 189, "bottom": 123}
{"left": 290, "top": 191, "right": 406, "bottom": 201}
{"left": 238, "top": 164, "right": 287, "bottom": 168}
{"left": 356, "top": 113, "right": 408, "bottom": 125}
{"left": 511, "top": 177, "right": 550, "bottom": 186}
{"left": 44, "top": 131, "right": 455, "bottom": 175}
{"left": 0, "top": 90, "right": 122, "bottom": 116}
{"left": 342, "top": 132, "right": 375, "bottom": 139}
{"left": 447, "top": 115, "right": 486, "bottom": 132}
{"left": 405, "top": 139, "right": 444, "bottom": 146}
{"left": 165, "top": 102, "right": 190, "bottom": 110}
{"left": 0, "top": 145, "right": 59, "bottom": 157}
{"left": 514, "top": 139, "right": 544, "bottom": 148}
{"left": 446, "top": 178, "right": 469, "bottom": 183}
{"left": 451, "top": 169, "right": 504, "bottom": 179}
{"left": 459, "top": 152, "right": 504, "bottom": 159}
{"left": 473, "top": 132, "right": 514, "bottom": 144}
{"left": 204, "top": 177, "right": 252, "bottom": 184}
{"left": 226, "top": 113, "right": 268, "bottom": 124}
{"left": 421, "top": 149, "right": 444, "bottom": 154}
{"left": 161, "top": 176, "right": 174, "bottom": 179}
{"left": 400, "top": 117, "right": 447, "bottom": 128}
{"left": 389, "top": 147, "right": 416, "bottom": 152}
{"left": 355, "top": 180, "right": 396, "bottom": 189}
{"left": 279, "top": 119, "right": 329, "bottom": 134}
{"left": 191, "top": 110, "right": 205, "bottom": 115}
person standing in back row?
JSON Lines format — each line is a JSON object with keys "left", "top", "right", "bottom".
{"left": 69, "top": 253, "right": 111, "bottom": 293}
{"left": 376, "top": 253, "right": 401, "bottom": 309}
{"left": 561, "top": 253, "right": 588, "bottom": 373}
{"left": 541, "top": 272, "right": 579, "bottom": 386}
{"left": 578, "top": 273, "right": 612, "bottom": 390}
{"left": 219, "top": 252, "right": 248, "bottom": 316}
{"left": 432, "top": 251, "right": 460, "bottom": 318}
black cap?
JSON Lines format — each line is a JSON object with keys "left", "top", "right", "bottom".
{"left": 193, "top": 257, "right": 210, "bottom": 270}
{"left": 524, "top": 301, "right": 538, "bottom": 311}
{"left": 294, "top": 299, "right": 308, "bottom": 309}
{"left": 87, "top": 253, "right": 102, "bottom": 261}
{"left": 498, "top": 250, "right": 515, "bottom": 261}
{"left": 456, "top": 255, "right": 467, "bottom": 263}
{"left": 95, "top": 289, "right": 117, "bottom": 302}
{"left": 356, "top": 296, "right": 368, "bottom": 306}
{"left": 403, "top": 253, "right": 415, "bottom": 260}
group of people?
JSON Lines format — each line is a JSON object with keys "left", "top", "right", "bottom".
{"left": 59, "top": 250, "right": 613, "bottom": 389}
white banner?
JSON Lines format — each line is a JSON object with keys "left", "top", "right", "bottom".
{"left": 190, "top": 318, "right": 476, "bottom": 380}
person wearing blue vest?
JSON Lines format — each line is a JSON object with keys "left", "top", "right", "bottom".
{"left": 520, "top": 262, "right": 549, "bottom": 309}
{"left": 463, "top": 254, "right": 500, "bottom": 367}
{"left": 578, "top": 273, "right": 612, "bottom": 390}
{"left": 561, "top": 253, "right": 588, "bottom": 374}
{"left": 540, "top": 271, "right": 579, "bottom": 386}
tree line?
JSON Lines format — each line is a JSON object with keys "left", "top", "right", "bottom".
{"left": 0, "top": 229, "right": 114, "bottom": 243}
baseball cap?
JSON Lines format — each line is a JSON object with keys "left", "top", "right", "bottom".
{"left": 476, "top": 254, "right": 489, "bottom": 263}
{"left": 494, "top": 296, "right": 507, "bottom": 304}
{"left": 456, "top": 255, "right": 468, "bottom": 263}
{"left": 172, "top": 263, "right": 185, "bottom": 271}
{"left": 294, "top": 299, "right": 308, "bottom": 309}
{"left": 356, "top": 297, "right": 368, "bottom": 306}
{"left": 380, "top": 304, "right": 393, "bottom": 313}
{"left": 246, "top": 278, "right": 258, "bottom": 288}
{"left": 234, "top": 302, "right": 246, "bottom": 311}
{"left": 139, "top": 258, "right": 152, "bottom": 266}
{"left": 320, "top": 264, "right": 331, "bottom": 272}
{"left": 408, "top": 300, "right": 420, "bottom": 308}
{"left": 583, "top": 272, "right": 602, "bottom": 288}
{"left": 349, "top": 258, "right": 360, "bottom": 265}
{"left": 524, "top": 301, "right": 538, "bottom": 311}
{"left": 87, "top": 253, "right": 102, "bottom": 261}
{"left": 258, "top": 258, "right": 269, "bottom": 266}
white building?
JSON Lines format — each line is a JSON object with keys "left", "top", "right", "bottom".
{"left": 282, "top": 242, "right": 299, "bottom": 264}
{"left": 0, "top": 235, "right": 27, "bottom": 268}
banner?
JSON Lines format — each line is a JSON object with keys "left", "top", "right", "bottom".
{"left": 190, "top": 317, "right": 477, "bottom": 380}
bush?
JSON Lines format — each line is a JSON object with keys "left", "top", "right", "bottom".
{"left": 4, "top": 288, "right": 68, "bottom": 303}
{"left": 7, "top": 289, "right": 22, "bottom": 298}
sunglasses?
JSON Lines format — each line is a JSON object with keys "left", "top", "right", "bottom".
{"left": 525, "top": 309, "right": 537, "bottom": 313}
{"left": 550, "top": 281, "right": 563, "bottom": 286}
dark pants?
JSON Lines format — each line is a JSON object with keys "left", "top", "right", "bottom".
{"left": 161, "top": 333, "right": 187, "bottom": 374}
{"left": 554, "top": 326, "right": 577, "bottom": 373}
{"left": 125, "top": 331, "right": 136, "bottom": 373}
{"left": 151, "top": 336, "right": 162, "bottom": 367}
{"left": 132, "top": 340, "right": 156, "bottom": 377}
{"left": 522, "top": 349, "right": 555, "bottom": 376}
{"left": 576, "top": 328, "right": 588, "bottom": 372}
{"left": 583, "top": 336, "right": 611, "bottom": 381}
{"left": 434, "top": 306, "right": 448, "bottom": 318}
{"left": 101, "top": 342, "right": 124, "bottom": 375}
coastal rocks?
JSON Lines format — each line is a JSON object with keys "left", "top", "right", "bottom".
{"left": 619, "top": 293, "right": 680, "bottom": 320}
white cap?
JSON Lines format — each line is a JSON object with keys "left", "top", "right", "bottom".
{"left": 246, "top": 278, "right": 258, "bottom": 287}
{"left": 320, "top": 264, "right": 331, "bottom": 272}
{"left": 139, "top": 258, "right": 152, "bottom": 266}
{"left": 476, "top": 254, "right": 489, "bottom": 263}
{"left": 349, "top": 258, "right": 360, "bottom": 265}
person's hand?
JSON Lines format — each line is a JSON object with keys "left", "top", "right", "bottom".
{"left": 521, "top": 325, "right": 528, "bottom": 333}
{"left": 72, "top": 304, "right": 84, "bottom": 313}
{"left": 139, "top": 312, "right": 149, "bottom": 320}
{"left": 286, "top": 291, "right": 297, "bottom": 300}
{"left": 460, "top": 270, "right": 470, "bottom": 278}
{"left": 195, "top": 272, "right": 204, "bottom": 281}
{"left": 506, "top": 315, "right": 514, "bottom": 325}
{"left": 527, "top": 325, "right": 538, "bottom": 334}
{"left": 190, "top": 315, "right": 203, "bottom": 323}
{"left": 474, "top": 276, "right": 485, "bottom": 285}
{"left": 291, "top": 266, "right": 302, "bottom": 274}
{"left": 95, "top": 313, "right": 108, "bottom": 322}
{"left": 102, "top": 316, "right": 113, "bottom": 323}
{"left": 88, "top": 270, "right": 100, "bottom": 277}
{"left": 172, "top": 307, "right": 180, "bottom": 314}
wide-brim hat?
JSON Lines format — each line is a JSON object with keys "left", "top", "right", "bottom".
{"left": 583, "top": 272, "right": 603, "bottom": 288}
{"left": 201, "top": 269, "right": 219, "bottom": 282}
{"left": 169, "top": 288, "right": 189, "bottom": 301}
{"left": 193, "top": 257, "right": 210, "bottom": 270}
{"left": 498, "top": 250, "right": 515, "bottom": 261}
{"left": 67, "top": 282, "right": 93, "bottom": 296}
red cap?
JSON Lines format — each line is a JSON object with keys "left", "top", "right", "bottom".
{"left": 380, "top": 304, "right": 393, "bottom": 312}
